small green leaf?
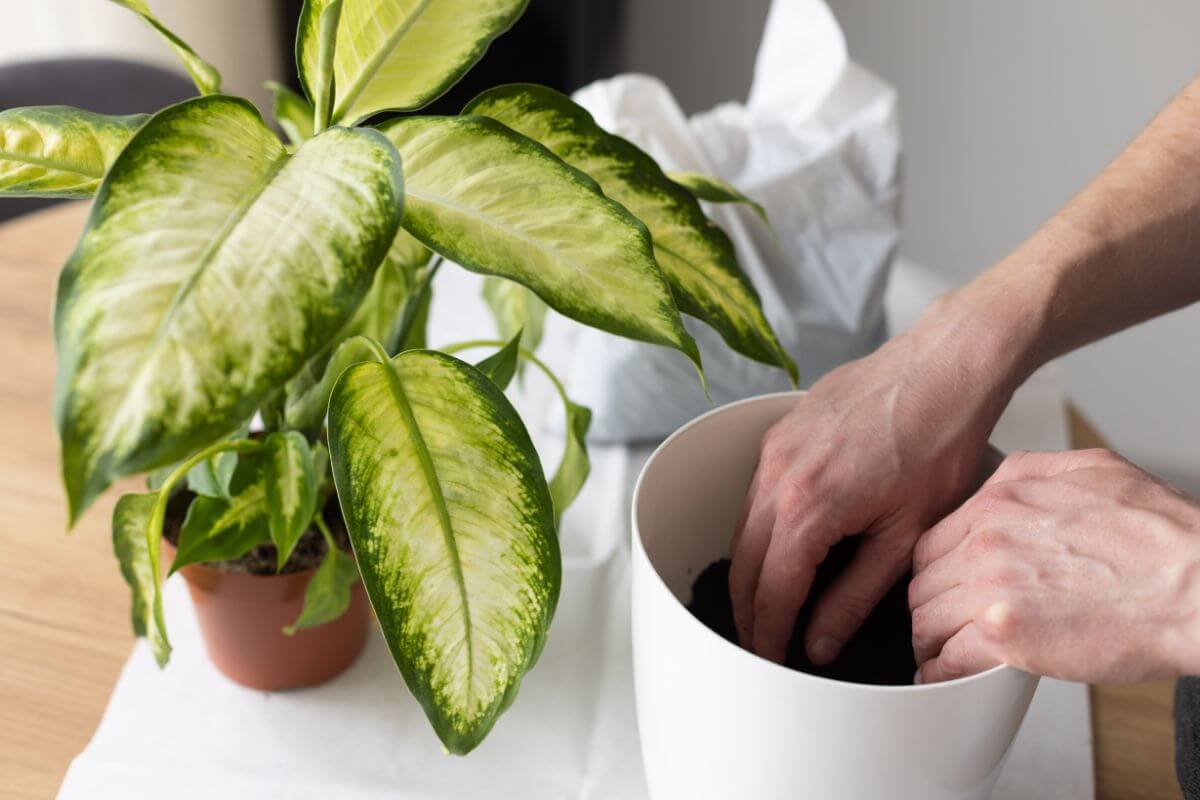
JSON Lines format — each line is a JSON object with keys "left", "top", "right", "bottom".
{"left": 170, "top": 458, "right": 271, "bottom": 572}
{"left": 482, "top": 276, "right": 546, "bottom": 357}
{"left": 186, "top": 448, "right": 237, "bottom": 499}
{"left": 667, "top": 170, "right": 771, "bottom": 229}
{"left": 549, "top": 399, "right": 591, "bottom": 527}
{"left": 327, "top": 349, "right": 559, "bottom": 754}
{"left": 283, "top": 546, "right": 359, "bottom": 634}
{"left": 0, "top": 106, "right": 144, "bottom": 197}
{"left": 296, "top": 0, "right": 343, "bottom": 129}
{"left": 466, "top": 84, "right": 795, "bottom": 383}
{"left": 113, "top": 492, "right": 171, "bottom": 666}
{"left": 379, "top": 115, "right": 701, "bottom": 372}
{"left": 107, "top": 0, "right": 221, "bottom": 94}
{"left": 339, "top": 229, "right": 432, "bottom": 349}
{"left": 312, "top": 440, "right": 331, "bottom": 495}
{"left": 474, "top": 331, "right": 522, "bottom": 392}
{"left": 263, "top": 431, "right": 318, "bottom": 571}
{"left": 265, "top": 81, "right": 315, "bottom": 146}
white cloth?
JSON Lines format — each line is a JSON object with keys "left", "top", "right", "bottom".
{"left": 551, "top": 0, "right": 901, "bottom": 441}
{"left": 58, "top": 259, "right": 1094, "bottom": 800}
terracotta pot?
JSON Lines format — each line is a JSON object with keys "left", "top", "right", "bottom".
{"left": 163, "top": 540, "right": 371, "bottom": 690}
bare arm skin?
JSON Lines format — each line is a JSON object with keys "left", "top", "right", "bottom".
{"left": 732, "top": 75, "right": 1200, "bottom": 667}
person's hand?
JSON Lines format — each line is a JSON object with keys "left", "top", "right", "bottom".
{"left": 729, "top": 304, "right": 1030, "bottom": 665}
{"left": 910, "top": 448, "right": 1200, "bottom": 684}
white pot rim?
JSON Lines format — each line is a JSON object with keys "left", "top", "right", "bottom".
{"left": 631, "top": 390, "right": 1017, "bottom": 695}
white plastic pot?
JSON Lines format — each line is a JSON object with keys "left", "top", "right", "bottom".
{"left": 631, "top": 392, "right": 1039, "bottom": 800}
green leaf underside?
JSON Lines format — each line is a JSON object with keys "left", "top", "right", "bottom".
{"left": 667, "top": 170, "right": 771, "bottom": 228}
{"left": 474, "top": 331, "right": 521, "bottom": 391}
{"left": 0, "top": 107, "right": 144, "bottom": 197}
{"left": 107, "top": 0, "right": 221, "bottom": 94}
{"left": 548, "top": 399, "right": 591, "bottom": 527}
{"left": 286, "top": 336, "right": 379, "bottom": 434}
{"left": 171, "top": 456, "right": 272, "bottom": 572}
{"left": 379, "top": 115, "right": 700, "bottom": 368}
{"left": 482, "top": 276, "right": 546, "bottom": 356}
{"left": 264, "top": 431, "right": 318, "bottom": 570}
{"left": 266, "top": 81, "right": 315, "bottom": 146}
{"left": 113, "top": 492, "right": 171, "bottom": 665}
{"left": 339, "top": 229, "right": 432, "bottom": 348}
{"left": 300, "top": 0, "right": 529, "bottom": 125}
{"left": 328, "top": 350, "right": 559, "bottom": 754}
{"left": 466, "top": 85, "right": 796, "bottom": 382}
{"left": 284, "top": 546, "right": 359, "bottom": 634}
{"left": 54, "top": 95, "right": 403, "bottom": 522}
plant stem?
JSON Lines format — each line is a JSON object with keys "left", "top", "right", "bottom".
{"left": 312, "top": 511, "right": 337, "bottom": 549}
{"left": 386, "top": 256, "right": 442, "bottom": 354}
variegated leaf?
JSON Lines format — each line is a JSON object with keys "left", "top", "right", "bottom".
{"left": 113, "top": 492, "right": 171, "bottom": 665}
{"left": 285, "top": 337, "right": 379, "bottom": 435}
{"left": 186, "top": 448, "right": 237, "bottom": 499}
{"left": 298, "top": 0, "right": 527, "bottom": 125}
{"left": 264, "top": 431, "right": 318, "bottom": 570}
{"left": 170, "top": 456, "right": 272, "bottom": 572}
{"left": 379, "top": 115, "right": 700, "bottom": 369}
{"left": 296, "top": 0, "right": 343, "bottom": 128}
{"left": 474, "top": 331, "right": 522, "bottom": 391}
{"left": 327, "top": 350, "right": 559, "bottom": 754}
{"left": 107, "top": 0, "right": 221, "bottom": 94}
{"left": 466, "top": 85, "right": 796, "bottom": 383}
{"left": 482, "top": 276, "right": 546, "bottom": 355}
{"left": 284, "top": 545, "right": 359, "bottom": 634}
{"left": 0, "top": 107, "right": 144, "bottom": 197}
{"left": 667, "top": 170, "right": 771, "bottom": 228}
{"left": 55, "top": 95, "right": 403, "bottom": 522}
{"left": 265, "top": 81, "right": 315, "bottom": 146}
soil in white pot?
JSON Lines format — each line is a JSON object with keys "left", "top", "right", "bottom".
{"left": 686, "top": 538, "right": 916, "bottom": 685}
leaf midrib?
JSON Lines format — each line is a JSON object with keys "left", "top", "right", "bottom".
{"left": 98, "top": 148, "right": 291, "bottom": 456}
{"left": 0, "top": 150, "right": 103, "bottom": 180}
{"left": 374, "top": 359, "right": 474, "bottom": 703}
{"left": 331, "top": 0, "right": 435, "bottom": 123}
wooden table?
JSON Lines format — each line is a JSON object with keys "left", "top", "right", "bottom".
{"left": 0, "top": 203, "right": 1180, "bottom": 799}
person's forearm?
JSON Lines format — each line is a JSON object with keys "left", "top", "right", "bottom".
{"left": 920, "top": 74, "right": 1200, "bottom": 392}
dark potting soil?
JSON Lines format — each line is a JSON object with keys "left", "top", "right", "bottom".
{"left": 162, "top": 489, "right": 352, "bottom": 575}
{"left": 686, "top": 538, "right": 916, "bottom": 685}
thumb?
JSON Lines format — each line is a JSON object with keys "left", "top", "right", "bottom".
{"left": 986, "top": 448, "right": 1123, "bottom": 486}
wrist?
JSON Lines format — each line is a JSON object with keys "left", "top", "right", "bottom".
{"left": 1164, "top": 511, "right": 1200, "bottom": 677}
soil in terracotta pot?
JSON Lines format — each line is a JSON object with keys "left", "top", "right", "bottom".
{"left": 162, "top": 490, "right": 352, "bottom": 574}
{"left": 686, "top": 538, "right": 916, "bottom": 685}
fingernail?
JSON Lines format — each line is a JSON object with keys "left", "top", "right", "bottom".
{"left": 809, "top": 636, "right": 842, "bottom": 665}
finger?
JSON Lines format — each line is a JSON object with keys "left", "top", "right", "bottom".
{"left": 908, "top": 543, "right": 970, "bottom": 610}
{"left": 915, "top": 622, "right": 1000, "bottom": 684}
{"left": 751, "top": 516, "right": 832, "bottom": 663}
{"left": 910, "top": 583, "right": 974, "bottom": 666}
{"left": 912, "top": 504, "right": 973, "bottom": 573}
{"left": 803, "top": 530, "right": 913, "bottom": 665}
{"left": 986, "top": 448, "right": 1121, "bottom": 486}
{"left": 728, "top": 480, "right": 775, "bottom": 647}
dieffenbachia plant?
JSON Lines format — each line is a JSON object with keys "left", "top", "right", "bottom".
{"left": 1, "top": 0, "right": 793, "bottom": 753}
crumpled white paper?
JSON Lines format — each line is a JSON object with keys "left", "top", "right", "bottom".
{"left": 545, "top": 0, "right": 901, "bottom": 441}
{"left": 58, "top": 259, "right": 1093, "bottom": 800}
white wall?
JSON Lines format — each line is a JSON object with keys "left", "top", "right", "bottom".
{"left": 618, "top": 0, "right": 1200, "bottom": 492}
{"left": 0, "top": 0, "right": 284, "bottom": 112}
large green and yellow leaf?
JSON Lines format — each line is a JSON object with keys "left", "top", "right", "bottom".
{"left": 296, "top": 0, "right": 343, "bottom": 128}
{"left": 327, "top": 350, "right": 559, "bottom": 754}
{"left": 55, "top": 95, "right": 403, "bottom": 522}
{"left": 467, "top": 84, "right": 796, "bottom": 382}
{"left": 297, "top": 0, "right": 527, "bottom": 125}
{"left": 379, "top": 115, "right": 700, "bottom": 368}
{"left": 108, "top": 0, "right": 221, "bottom": 94}
{"left": 0, "top": 107, "right": 144, "bottom": 197}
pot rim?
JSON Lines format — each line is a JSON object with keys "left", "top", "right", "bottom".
{"left": 161, "top": 536, "right": 322, "bottom": 582}
{"left": 631, "top": 390, "right": 1020, "bottom": 695}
